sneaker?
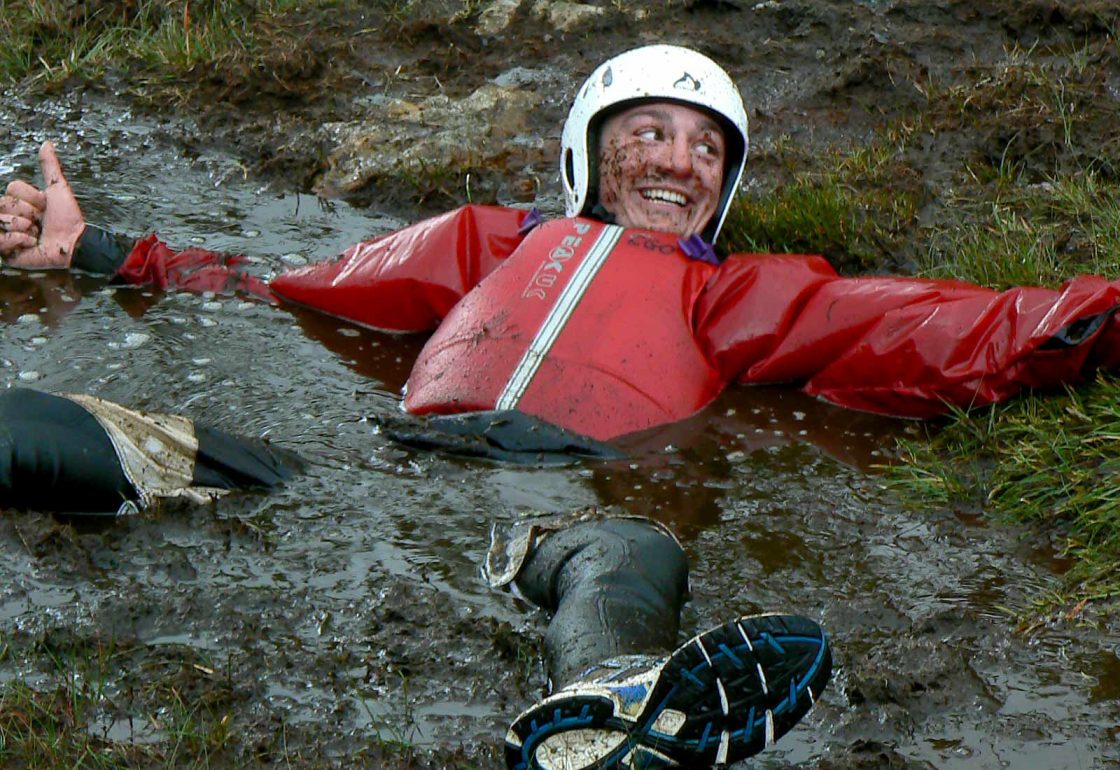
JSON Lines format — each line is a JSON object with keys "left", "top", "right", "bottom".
{"left": 504, "top": 613, "right": 831, "bottom": 770}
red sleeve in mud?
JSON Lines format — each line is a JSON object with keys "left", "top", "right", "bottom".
{"left": 268, "top": 204, "right": 532, "bottom": 332}
{"left": 116, "top": 234, "right": 276, "bottom": 302}
{"left": 700, "top": 255, "right": 1120, "bottom": 418}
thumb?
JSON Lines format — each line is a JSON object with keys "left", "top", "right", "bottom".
{"left": 38, "top": 141, "right": 66, "bottom": 187}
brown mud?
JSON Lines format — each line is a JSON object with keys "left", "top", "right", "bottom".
{"left": 3, "top": 1, "right": 1120, "bottom": 769}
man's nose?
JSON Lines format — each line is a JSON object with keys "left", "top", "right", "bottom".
{"left": 665, "top": 134, "right": 694, "bottom": 176}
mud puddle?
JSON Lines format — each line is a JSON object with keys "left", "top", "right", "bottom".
{"left": 1, "top": 88, "right": 1118, "bottom": 770}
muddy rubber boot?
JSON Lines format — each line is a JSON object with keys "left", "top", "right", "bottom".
{"left": 504, "top": 613, "right": 832, "bottom": 770}
{"left": 489, "top": 513, "right": 691, "bottom": 686}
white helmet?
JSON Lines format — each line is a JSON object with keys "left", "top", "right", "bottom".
{"left": 560, "top": 44, "right": 749, "bottom": 244}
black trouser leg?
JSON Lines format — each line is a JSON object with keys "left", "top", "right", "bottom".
{"left": 0, "top": 388, "right": 137, "bottom": 513}
{"left": 513, "top": 517, "right": 689, "bottom": 687}
{"left": 0, "top": 388, "right": 300, "bottom": 514}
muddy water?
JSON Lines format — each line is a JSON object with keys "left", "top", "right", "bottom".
{"left": 1, "top": 94, "right": 1118, "bottom": 769}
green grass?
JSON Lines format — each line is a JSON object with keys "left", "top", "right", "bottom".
{"left": 895, "top": 166, "right": 1120, "bottom": 612}
{"left": 722, "top": 136, "right": 924, "bottom": 273}
{"left": 919, "top": 170, "right": 1120, "bottom": 287}
{"left": 0, "top": 0, "right": 317, "bottom": 88}
{"left": 0, "top": 635, "right": 155, "bottom": 768}
{"left": 3, "top": 0, "right": 1118, "bottom": 629}
{"left": 887, "top": 377, "right": 1120, "bottom": 614}
{"left": 0, "top": 630, "right": 487, "bottom": 769}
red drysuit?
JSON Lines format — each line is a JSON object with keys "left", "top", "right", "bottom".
{"left": 252, "top": 205, "right": 1120, "bottom": 441}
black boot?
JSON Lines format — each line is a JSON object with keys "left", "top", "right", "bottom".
{"left": 506, "top": 514, "right": 690, "bottom": 686}
{"left": 486, "top": 512, "right": 832, "bottom": 770}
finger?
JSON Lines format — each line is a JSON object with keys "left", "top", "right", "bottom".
{"left": 0, "top": 213, "right": 38, "bottom": 233}
{"left": 4, "top": 180, "right": 47, "bottom": 211}
{"left": 39, "top": 141, "right": 68, "bottom": 188}
{"left": 0, "top": 195, "right": 42, "bottom": 221}
{"left": 0, "top": 231, "right": 38, "bottom": 254}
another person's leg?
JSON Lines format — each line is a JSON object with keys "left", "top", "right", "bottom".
{"left": 487, "top": 511, "right": 832, "bottom": 770}
{"left": 0, "top": 388, "right": 300, "bottom": 514}
{"left": 0, "top": 388, "right": 136, "bottom": 512}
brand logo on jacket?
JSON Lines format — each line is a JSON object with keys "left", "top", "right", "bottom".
{"left": 523, "top": 222, "right": 592, "bottom": 301}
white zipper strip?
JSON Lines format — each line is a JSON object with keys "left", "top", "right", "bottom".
{"left": 496, "top": 224, "right": 623, "bottom": 409}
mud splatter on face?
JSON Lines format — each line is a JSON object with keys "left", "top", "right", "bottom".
{"left": 596, "top": 102, "right": 724, "bottom": 237}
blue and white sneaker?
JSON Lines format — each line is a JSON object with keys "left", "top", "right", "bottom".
{"left": 504, "top": 613, "right": 831, "bottom": 770}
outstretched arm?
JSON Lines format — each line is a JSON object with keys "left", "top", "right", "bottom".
{"left": 0, "top": 142, "right": 85, "bottom": 269}
{"left": 270, "top": 204, "right": 535, "bottom": 332}
{"left": 699, "top": 253, "right": 1120, "bottom": 418}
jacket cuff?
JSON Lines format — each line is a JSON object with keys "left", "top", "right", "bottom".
{"left": 71, "top": 225, "right": 135, "bottom": 275}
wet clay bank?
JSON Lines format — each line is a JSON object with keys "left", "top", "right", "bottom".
{"left": 2, "top": 0, "right": 1120, "bottom": 768}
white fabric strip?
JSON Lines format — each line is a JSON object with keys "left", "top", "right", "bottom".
{"left": 64, "top": 393, "right": 228, "bottom": 508}
{"left": 496, "top": 224, "right": 623, "bottom": 409}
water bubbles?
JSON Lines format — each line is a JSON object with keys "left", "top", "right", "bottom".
{"left": 108, "top": 332, "right": 151, "bottom": 350}
{"left": 16, "top": 314, "right": 40, "bottom": 325}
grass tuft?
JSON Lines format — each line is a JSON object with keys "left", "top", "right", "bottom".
{"left": 722, "top": 139, "right": 924, "bottom": 273}
{"left": 887, "top": 375, "right": 1120, "bottom": 613}
{"left": 0, "top": 0, "right": 314, "bottom": 88}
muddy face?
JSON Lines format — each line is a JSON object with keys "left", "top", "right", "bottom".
{"left": 596, "top": 102, "right": 725, "bottom": 237}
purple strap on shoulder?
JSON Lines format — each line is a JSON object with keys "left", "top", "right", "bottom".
{"left": 518, "top": 207, "right": 544, "bottom": 235}
{"left": 677, "top": 234, "right": 720, "bottom": 265}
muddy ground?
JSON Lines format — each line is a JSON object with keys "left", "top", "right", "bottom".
{"left": 3, "top": 1, "right": 1120, "bottom": 768}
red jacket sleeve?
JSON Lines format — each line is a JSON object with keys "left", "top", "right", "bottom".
{"left": 117, "top": 235, "right": 276, "bottom": 302}
{"left": 269, "top": 204, "right": 532, "bottom": 332}
{"left": 698, "top": 253, "right": 1120, "bottom": 417}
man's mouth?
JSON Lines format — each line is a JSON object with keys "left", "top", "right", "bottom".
{"left": 641, "top": 188, "right": 688, "bottom": 207}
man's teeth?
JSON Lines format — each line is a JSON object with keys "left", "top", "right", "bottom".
{"left": 642, "top": 189, "right": 686, "bottom": 206}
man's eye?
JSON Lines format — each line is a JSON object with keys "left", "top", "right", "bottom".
{"left": 636, "top": 128, "right": 661, "bottom": 141}
{"left": 695, "top": 141, "right": 722, "bottom": 158}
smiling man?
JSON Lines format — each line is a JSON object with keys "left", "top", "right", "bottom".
{"left": 7, "top": 30, "right": 1120, "bottom": 769}
{"left": 595, "top": 102, "right": 727, "bottom": 236}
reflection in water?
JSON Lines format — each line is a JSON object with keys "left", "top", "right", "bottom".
{"left": 0, "top": 269, "right": 99, "bottom": 328}
{"left": 284, "top": 304, "right": 427, "bottom": 395}
{"left": 589, "top": 385, "right": 912, "bottom": 536}
{"left": 1090, "top": 646, "right": 1120, "bottom": 703}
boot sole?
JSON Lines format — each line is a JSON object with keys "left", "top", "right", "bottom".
{"left": 505, "top": 613, "right": 832, "bottom": 769}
